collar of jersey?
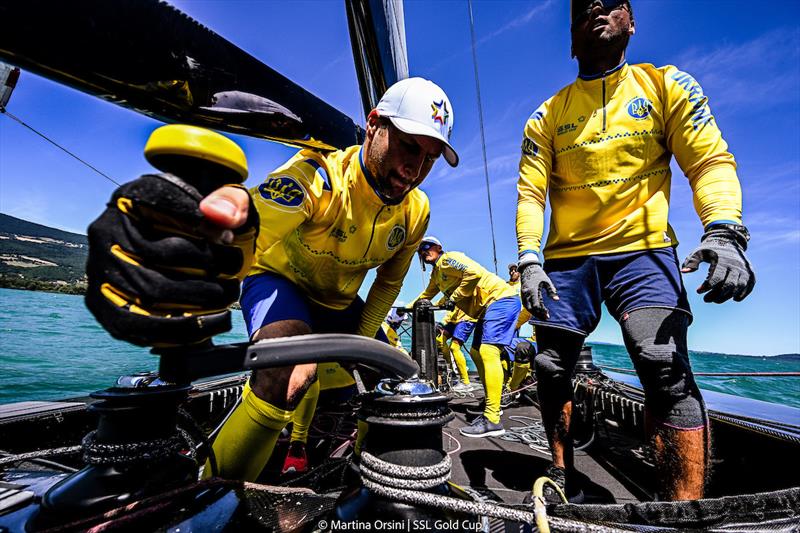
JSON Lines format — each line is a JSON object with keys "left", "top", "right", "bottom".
{"left": 576, "top": 61, "right": 629, "bottom": 89}
{"left": 358, "top": 147, "right": 405, "bottom": 206}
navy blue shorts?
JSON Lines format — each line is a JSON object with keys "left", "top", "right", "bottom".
{"left": 536, "top": 248, "right": 692, "bottom": 336}
{"left": 473, "top": 296, "right": 522, "bottom": 348}
{"left": 240, "top": 272, "right": 389, "bottom": 343}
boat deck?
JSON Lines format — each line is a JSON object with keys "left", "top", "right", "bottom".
{"left": 445, "top": 392, "right": 640, "bottom": 506}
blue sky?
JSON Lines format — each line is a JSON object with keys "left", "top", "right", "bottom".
{"left": 1, "top": 1, "right": 798, "bottom": 356}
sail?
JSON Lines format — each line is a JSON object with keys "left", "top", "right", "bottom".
{"left": 346, "top": 0, "right": 409, "bottom": 120}
{"left": 0, "top": 0, "right": 364, "bottom": 151}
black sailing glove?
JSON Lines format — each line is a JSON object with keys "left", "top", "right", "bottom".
{"left": 681, "top": 224, "right": 755, "bottom": 303}
{"left": 85, "top": 174, "right": 257, "bottom": 347}
{"left": 519, "top": 256, "right": 559, "bottom": 320}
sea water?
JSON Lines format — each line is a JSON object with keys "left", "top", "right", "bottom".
{"left": 1, "top": 288, "right": 798, "bottom": 408}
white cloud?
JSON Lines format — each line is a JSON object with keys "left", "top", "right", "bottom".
{"left": 475, "top": 0, "right": 556, "bottom": 47}
{"left": 674, "top": 27, "right": 800, "bottom": 112}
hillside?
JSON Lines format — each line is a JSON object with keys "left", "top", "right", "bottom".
{"left": 0, "top": 213, "right": 88, "bottom": 293}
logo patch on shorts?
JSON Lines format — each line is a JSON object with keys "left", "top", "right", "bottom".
{"left": 386, "top": 225, "right": 406, "bottom": 251}
{"left": 627, "top": 97, "right": 653, "bottom": 120}
{"left": 258, "top": 176, "right": 306, "bottom": 210}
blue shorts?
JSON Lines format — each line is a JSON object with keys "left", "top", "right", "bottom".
{"left": 537, "top": 248, "right": 692, "bottom": 336}
{"left": 473, "top": 296, "right": 522, "bottom": 349}
{"left": 452, "top": 321, "right": 476, "bottom": 344}
{"left": 240, "top": 272, "right": 389, "bottom": 343}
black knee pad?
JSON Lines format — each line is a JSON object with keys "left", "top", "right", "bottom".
{"left": 621, "top": 308, "right": 706, "bottom": 429}
{"left": 533, "top": 328, "right": 585, "bottom": 404}
{"left": 514, "top": 340, "right": 534, "bottom": 364}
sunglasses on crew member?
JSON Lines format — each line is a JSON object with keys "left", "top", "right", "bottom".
{"left": 572, "top": 0, "right": 628, "bottom": 24}
{"left": 418, "top": 243, "right": 436, "bottom": 253}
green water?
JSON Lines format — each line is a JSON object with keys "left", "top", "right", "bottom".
{"left": 1, "top": 288, "right": 798, "bottom": 408}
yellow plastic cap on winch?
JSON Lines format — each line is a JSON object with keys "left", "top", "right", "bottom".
{"left": 144, "top": 124, "right": 248, "bottom": 182}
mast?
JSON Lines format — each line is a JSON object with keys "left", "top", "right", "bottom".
{"left": 346, "top": 0, "right": 409, "bottom": 120}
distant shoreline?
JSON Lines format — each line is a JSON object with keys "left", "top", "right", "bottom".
{"left": 0, "top": 277, "right": 85, "bottom": 295}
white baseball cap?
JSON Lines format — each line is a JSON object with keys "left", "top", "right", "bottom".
{"left": 376, "top": 77, "right": 459, "bottom": 167}
{"left": 418, "top": 235, "right": 443, "bottom": 249}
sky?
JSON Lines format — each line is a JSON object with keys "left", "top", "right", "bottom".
{"left": 1, "top": 0, "right": 798, "bottom": 356}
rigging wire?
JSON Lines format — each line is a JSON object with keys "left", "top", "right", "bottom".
{"left": 1, "top": 108, "right": 121, "bottom": 187}
{"left": 467, "top": 0, "right": 499, "bottom": 274}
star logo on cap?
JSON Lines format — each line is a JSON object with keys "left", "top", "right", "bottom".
{"left": 430, "top": 100, "right": 449, "bottom": 128}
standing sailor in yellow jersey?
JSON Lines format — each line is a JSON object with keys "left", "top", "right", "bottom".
{"left": 436, "top": 300, "right": 477, "bottom": 391}
{"left": 516, "top": 0, "right": 755, "bottom": 502}
{"left": 209, "top": 78, "right": 459, "bottom": 481}
{"left": 416, "top": 237, "right": 521, "bottom": 438}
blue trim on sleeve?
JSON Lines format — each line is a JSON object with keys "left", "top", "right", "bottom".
{"left": 705, "top": 220, "right": 739, "bottom": 231}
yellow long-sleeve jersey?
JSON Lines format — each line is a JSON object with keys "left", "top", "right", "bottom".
{"left": 433, "top": 295, "right": 478, "bottom": 325}
{"left": 250, "top": 145, "right": 430, "bottom": 337}
{"left": 417, "top": 251, "right": 518, "bottom": 320}
{"left": 517, "top": 62, "right": 743, "bottom": 261}
{"left": 444, "top": 307, "right": 477, "bottom": 325}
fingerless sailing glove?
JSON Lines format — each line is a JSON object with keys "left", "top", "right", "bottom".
{"left": 681, "top": 224, "right": 755, "bottom": 304}
{"left": 85, "top": 125, "right": 257, "bottom": 347}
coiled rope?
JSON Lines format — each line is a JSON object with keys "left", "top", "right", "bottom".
{"left": 359, "top": 451, "right": 626, "bottom": 533}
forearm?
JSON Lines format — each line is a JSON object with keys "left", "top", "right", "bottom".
{"left": 357, "top": 281, "right": 401, "bottom": 338}
{"left": 516, "top": 195, "right": 546, "bottom": 259}
{"left": 690, "top": 165, "right": 742, "bottom": 227}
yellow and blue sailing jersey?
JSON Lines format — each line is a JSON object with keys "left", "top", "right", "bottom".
{"left": 517, "top": 62, "right": 743, "bottom": 260}
{"left": 249, "top": 145, "right": 430, "bottom": 337}
{"left": 434, "top": 295, "right": 477, "bottom": 325}
{"left": 417, "top": 251, "right": 518, "bottom": 319}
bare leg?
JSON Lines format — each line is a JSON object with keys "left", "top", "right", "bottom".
{"left": 622, "top": 308, "right": 708, "bottom": 500}
{"left": 250, "top": 319, "right": 317, "bottom": 409}
{"left": 649, "top": 421, "right": 707, "bottom": 500}
{"left": 208, "top": 320, "right": 317, "bottom": 480}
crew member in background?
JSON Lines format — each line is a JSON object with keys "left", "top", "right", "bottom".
{"left": 515, "top": 0, "right": 754, "bottom": 501}
{"left": 435, "top": 297, "right": 477, "bottom": 391}
{"left": 416, "top": 236, "right": 520, "bottom": 438}
{"left": 280, "top": 361, "right": 358, "bottom": 475}
{"left": 382, "top": 308, "right": 409, "bottom": 354}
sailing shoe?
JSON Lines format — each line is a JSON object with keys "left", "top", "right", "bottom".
{"left": 525, "top": 465, "right": 585, "bottom": 505}
{"left": 281, "top": 441, "right": 309, "bottom": 475}
{"left": 500, "top": 390, "right": 521, "bottom": 409}
{"left": 466, "top": 401, "right": 503, "bottom": 417}
{"left": 450, "top": 382, "right": 474, "bottom": 394}
{"left": 459, "top": 415, "right": 506, "bottom": 438}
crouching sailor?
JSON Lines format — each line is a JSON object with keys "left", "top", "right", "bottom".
{"left": 210, "top": 77, "right": 458, "bottom": 481}
{"left": 84, "top": 77, "right": 459, "bottom": 483}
